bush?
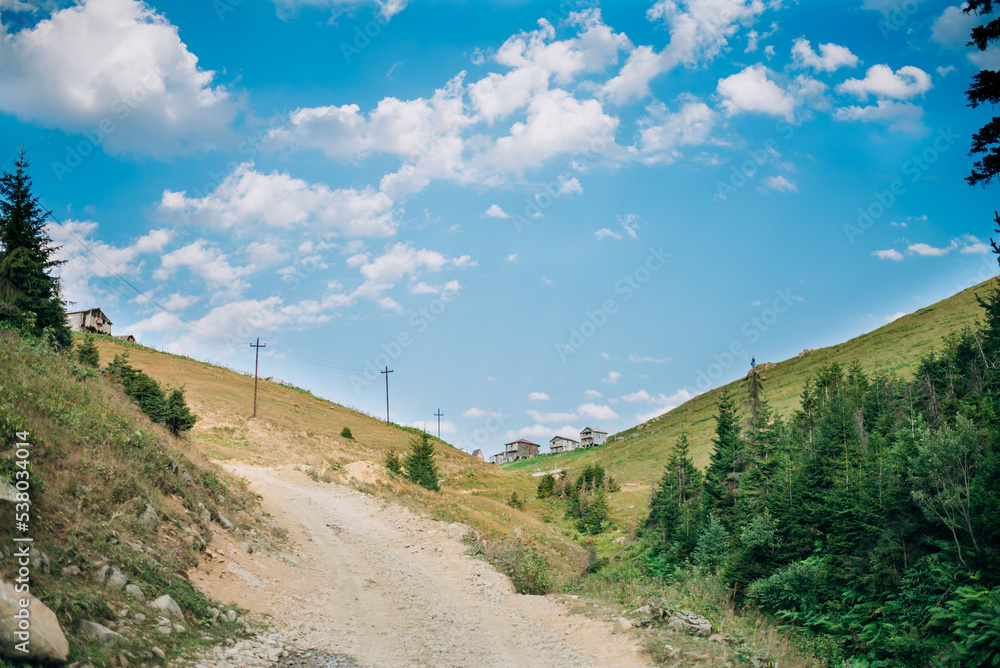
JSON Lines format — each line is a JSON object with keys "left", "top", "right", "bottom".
{"left": 692, "top": 514, "right": 729, "bottom": 574}
{"left": 745, "top": 557, "right": 825, "bottom": 616}
{"left": 507, "top": 490, "right": 525, "bottom": 509}
{"left": 472, "top": 537, "right": 552, "bottom": 595}
{"left": 930, "top": 585, "right": 1000, "bottom": 665}
{"left": 384, "top": 450, "right": 402, "bottom": 475}
{"left": 76, "top": 337, "right": 99, "bottom": 368}
{"left": 341, "top": 426, "right": 353, "bottom": 439}
{"left": 403, "top": 433, "right": 439, "bottom": 491}
{"left": 536, "top": 473, "right": 555, "bottom": 498}
{"left": 105, "top": 352, "right": 197, "bottom": 433}
{"left": 164, "top": 387, "right": 197, "bottom": 435}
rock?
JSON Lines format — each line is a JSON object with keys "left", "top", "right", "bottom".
{"left": 148, "top": 595, "right": 183, "bottom": 620}
{"left": 612, "top": 536, "right": 628, "bottom": 545}
{"left": 628, "top": 605, "right": 651, "bottom": 616}
{"left": 62, "top": 565, "right": 81, "bottom": 576}
{"left": 226, "top": 610, "right": 238, "bottom": 623}
{"left": 665, "top": 611, "right": 713, "bottom": 638}
{"left": 93, "top": 565, "right": 110, "bottom": 585}
{"left": 179, "top": 469, "right": 195, "bottom": 487}
{"left": 0, "top": 577, "right": 69, "bottom": 664}
{"left": 513, "top": 527, "right": 524, "bottom": 536}
{"left": 125, "top": 541, "right": 144, "bottom": 554}
{"left": 125, "top": 584, "right": 145, "bottom": 604}
{"left": 78, "top": 620, "right": 129, "bottom": 648}
{"left": 172, "top": 623, "right": 185, "bottom": 634}
{"left": 106, "top": 567, "right": 128, "bottom": 590}
{"left": 612, "top": 618, "right": 633, "bottom": 634}
{"left": 0, "top": 479, "right": 21, "bottom": 505}
{"left": 227, "top": 562, "right": 263, "bottom": 588}
{"left": 445, "top": 523, "right": 472, "bottom": 540}
{"left": 708, "top": 633, "right": 730, "bottom": 645}
{"left": 240, "top": 542, "right": 253, "bottom": 554}
{"left": 133, "top": 613, "right": 146, "bottom": 624}
{"left": 217, "top": 513, "right": 234, "bottom": 531}
{"left": 28, "top": 547, "right": 50, "bottom": 574}
{"left": 138, "top": 502, "right": 158, "bottom": 531}
{"left": 152, "top": 647, "right": 166, "bottom": 659}
{"left": 209, "top": 607, "right": 220, "bottom": 624}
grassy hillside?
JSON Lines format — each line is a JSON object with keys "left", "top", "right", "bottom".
{"left": 88, "top": 337, "right": 590, "bottom": 581}
{"left": 0, "top": 331, "right": 264, "bottom": 667}
{"left": 505, "top": 277, "right": 993, "bottom": 485}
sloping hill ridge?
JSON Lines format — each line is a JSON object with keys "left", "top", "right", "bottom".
{"left": 507, "top": 276, "right": 995, "bottom": 483}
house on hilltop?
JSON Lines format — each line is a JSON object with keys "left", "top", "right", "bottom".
{"left": 549, "top": 435, "right": 579, "bottom": 454}
{"left": 489, "top": 452, "right": 507, "bottom": 465}
{"left": 504, "top": 439, "right": 540, "bottom": 462}
{"left": 471, "top": 449, "right": 484, "bottom": 461}
{"left": 65, "top": 307, "right": 112, "bottom": 335}
{"left": 580, "top": 427, "right": 607, "bottom": 448}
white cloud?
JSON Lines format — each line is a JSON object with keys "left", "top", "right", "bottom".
{"left": 485, "top": 204, "right": 510, "bottom": 219}
{"left": 885, "top": 311, "right": 906, "bottom": 323}
{"left": 835, "top": 100, "right": 926, "bottom": 134}
{"left": 406, "top": 418, "right": 457, "bottom": 434}
{"left": 937, "top": 65, "right": 956, "bottom": 77}
{"left": 352, "top": 242, "right": 469, "bottom": 309}
{"left": 505, "top": 253, "right": 519, "bottom": 263}
{"left": 638, "top": 100, "right": 717, "bottom": 164}
{"left": 0, "top": 0, "right": 238, "bottom": 155}
{"left": 961, "top": 242, "right": 990, "bottom": 254}
{"left": 764, "top": 175, "right": 797, "bottom": 192}
{"left": 872, "top": 248, "right": 904, "bottom": 261}
{"left": 49, "top": 219, "right": 172, "bottom": 307}
{"left": 271, "top": 0, "right": 408, "bottom": 20}
{"left": 502, "top": 423, "right": 580, "bottom": 443}
{"left": 152, "top": 240, "right": 253, "bottom": 297}
{"left": 790, "top": 38, "right": 859, "bottom": 72}
{"left": 584, "top": 389, "right": 603, "bottom": 399}
{"left": 633, "top": 388, "right": 693, "bottom": 422}
{"left": 602, "top": 370, "right": 622, "bottom": 385}
{"left": 527, "top": 408, "right": 579, "bottom": 424}
{"left": 528, "top": 391, "right": 550, "bottom": 401}
{"left": 629, "top": 352, "right": 671, "bottom": 364}
{"left": 464, "top": 407, "right": 503, "bottom": 419}
{"left": 600, "top": 45, "right": 665, "bottom": 105}
{"left": 595, "top": 227, "right": 622, "bottom": 240}
{"left": 621, "top": 389, "right": 652, "bottom": 403}
{"left": 559, "top": 176, "right": 584, "bottom": 195}
{"left": 909, "top": 241, "right": 958, "bottom": 257}
{"left": 577, "top": 402, "right": 619, "bottom": 421}
{"left": 541, "top": 276, "right": 554, "bottom": 285}
{"left": 931, "top": 6, "right": 977, "bottom": 49}
{"left": 717, "top": 65, "right": 798, "bottom": 119}
{"left": 837, "top": 65, "right": 932, "bottom": 101}
{"left": 157, "top": 163, "right": 397, "bottom": 237}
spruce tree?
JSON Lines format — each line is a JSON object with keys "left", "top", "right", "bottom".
{"left": 403, "top": 433, "right": 440, "bottom": 491}
{"left": 0, "top": 149, "right": 70, "bottom": 347}
{"left": 703, "top": 386, "right": 742, "bottom": 530}
{"left": 164, "top": 387, "right": 197, "bottom": 435}
{"left": 76, "top": 336, "right": 100, "bottom": 368}
{"left": 648, "top": 434, "right": 703, "bottom": 556}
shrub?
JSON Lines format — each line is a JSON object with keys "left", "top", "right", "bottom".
{"left": 341, "top": 426, "right": 353, "bottom": 439}
{"left": 403, "top": 433, "right": 439, "bottom": 491}
{"left": 164, "top": 387, "right": 197, "bottom": 435}
{"left": 472, "top": 537, "right": 552, "bottom": 595}
{"left": 507, "top": 490, "right": 525, "bottom": 510}
{"left": 745, "top": 557, "right": 825, "bottom": 616}
{"left": 536, "top": 473, "right": 555, "bottom": 498}
{"left": 692, "top": 514, "right": 729, "bottom": 574}
{"left": 76, "top": 337, "right": 100, "bottom": 368}
{"left": 930, "top": 585, "right": 1000, "bottom": 665}
{"left": 384, "top": 450, "right": 402, "bottom": 475}
{"left": 104, "top": 352, "right": 197, "bottom": 433}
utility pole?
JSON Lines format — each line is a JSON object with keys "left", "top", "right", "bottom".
{"left": 434, "top": 409, "right": 443, "bottom": 439}
{"left": 250, "top": 338, "right": 266, "bottom": 418}
{"left": 381, "top": 366, "right": 393, "bottom": 422}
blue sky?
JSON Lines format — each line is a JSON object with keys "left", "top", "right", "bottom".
{"left": 1, "top": 0, "right": 998, "bottom": 454}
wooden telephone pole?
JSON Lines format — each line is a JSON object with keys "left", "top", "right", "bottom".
{"left": 434, "top": 409, "right": 443, "bottom": 439}
{"left": 381, "top": 366, "right": 393, "bottom": 422}
{"left": 250, "top": 338, "right": 266, "bottom": 417}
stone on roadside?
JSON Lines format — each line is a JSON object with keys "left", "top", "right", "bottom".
{"left": 0, "top": 577, "right": 69, "bottom": 664}
{"left": 446, "top": 523, "right": 472, "bottom": 540}
{"left": 612, "top": 618, "right": 632, "bottom": 634}
{"left": 148, "top": 594, "right": 183, "bottom": 620}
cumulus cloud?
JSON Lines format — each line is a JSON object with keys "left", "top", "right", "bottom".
{"left": 764, "top": 175, "right": 797, "bottom": 192}
{"left": 464, "top": 407, "right": 503, "bottom": 419}
{"left": 633, "top": 388, "right": 693, "bottom": 422}
{"left": 837, "top": 65, "right": 932, "bottom": 101}
{"left": 717, "top": 65, "right": 799, "bottom": 119}
{"left": 835, "top": 100, "right": 926, "bottom": 135}
{"left": 872, "top": 248, "right": 904, "bottom": 261}
{"left": 602, "top": 370, "right": 622, "bottom": 385}
{"left": 271, "top": 0, "right": 408, "bottom": 20}
{"left": 156, "top": 163, "right": 397, "bottom": 238}
{"left": 790, "top": 38, "right": 859, "bottom": 72}
{"left": 528, "top": 391, "right": 550, "bottom": 401}
{"left": 351, "top": 242, "right": 470, "bottom": 310}
{"left": 629, "top": 353, "right": 670, "bottom": 364}
{"left": 637, "top": 99, "right": 716, "bottom": 163}
{"left": 485, "top": 204, "right": 509, "bottom": 218}
{"left": 0, "top": 0, "right": 238, "bottom": 155}
{"left": 153, "top": 240, "right": 253, "bottom": 297}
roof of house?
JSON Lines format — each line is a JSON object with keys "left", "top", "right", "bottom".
{"left": 66, "top": 307, "right": 112, "bottom": 324}
{"left": 581, "top": 427, "right": 607, "bottom": 434}
{"left": 550, "top": 435, "right": 580, "bottom": 443}
{"left": 505, "top": 438, "right": 540, "bottom": 446}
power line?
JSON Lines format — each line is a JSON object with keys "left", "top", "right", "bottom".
{"left": 381, "top": 366, "right": 393, "bottom": 422}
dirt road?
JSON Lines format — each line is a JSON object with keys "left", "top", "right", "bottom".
{"left": 186, "top": 466, "right": 650, "bottom": 668}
